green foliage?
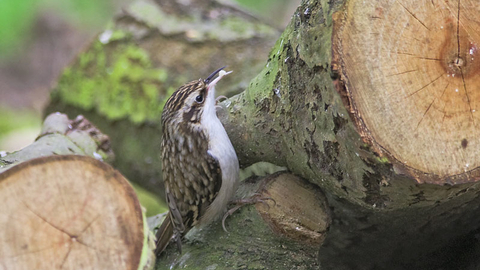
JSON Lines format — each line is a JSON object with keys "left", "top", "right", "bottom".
{"left": 0, "top": 0, "right": 38, "bottom": 58}
{"left": 235, "top": 0, "right": 279, "bottom": 12}
{"left": 131, "top": 182, "right": 167, "bottom": 216}
{"left": 0, "top": 0, "right": 283, "bottom": 59}
{"left": 0, "top": 0, "right": 116, "bottom": 58}
{"left": 43, "top": 0, "right": 114, "bottom": 29}
{"left": 0, "top": 107, "right": 40, "bottom": 136}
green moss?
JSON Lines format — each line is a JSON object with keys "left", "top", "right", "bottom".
{"left": 53, "top": 39, "right": 169, "bottom": 124}
{"left": 109, "top": 29, "right": 129, "bottom": 42}
{"left": 156, "top": 204, "right": 319, "bottom": 270}
{"left": 245, "top": 35, "right": 284, "bottom": 104}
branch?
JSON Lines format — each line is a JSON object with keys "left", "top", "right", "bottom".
{"left": 1, "top": 113, "right": 114, "bottom": 172}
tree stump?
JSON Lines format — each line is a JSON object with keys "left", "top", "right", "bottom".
{"left": 0, "top": 155, "right": 153, "bottom": 270}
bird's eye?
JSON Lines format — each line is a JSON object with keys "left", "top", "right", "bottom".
{"left": 195, "top": 94, "right": 204, "bottom": 103}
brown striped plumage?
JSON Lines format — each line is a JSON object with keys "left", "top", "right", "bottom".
{"left": 155, "top": 68, "right": 239, "bottom": 255}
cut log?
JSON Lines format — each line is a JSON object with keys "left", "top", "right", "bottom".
{"left": 0, "top": 155, "right": 154, "bottom": 270}
{"left": 216, "top": 0, "right": 480, "bottom": 268}
{"left": 255, "top": 172, "right": 330, "bottom": 245}
{"left": 332, "top": 0, "right": 480, "bottom": 184}
{"left": 0, "top": 114, "right": 154, "bottom": 269}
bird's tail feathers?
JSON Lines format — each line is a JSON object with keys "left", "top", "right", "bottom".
{"left": 155, "top": 213, "right": 174, "bottom": 256}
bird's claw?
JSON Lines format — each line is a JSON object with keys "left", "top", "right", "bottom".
{"left": 221, "top": 193, "right": 275, "bottom": 233}
{"left": 215, "top": 95, "right": 228, "bottom": 105}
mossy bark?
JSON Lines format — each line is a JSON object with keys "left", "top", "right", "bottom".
{"left": 45, "top": 0, "right": 480, "bottom": 269}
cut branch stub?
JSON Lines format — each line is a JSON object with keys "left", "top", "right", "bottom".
{"left": 255, "top": 172, "right": 330, "bottom": 245}
{"left": 0, "top": 155, "right": 151, "bottom": 270}
{"left": 333, "top": 0, "right": 480, "bottom": 184}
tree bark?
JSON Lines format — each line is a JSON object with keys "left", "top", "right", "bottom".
{"left": 45, "top": 0, "right": 480, "bottom": 269}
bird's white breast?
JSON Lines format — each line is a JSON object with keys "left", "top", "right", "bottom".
{"left": 199, "top": 85, "right": 239, "bottom": 224}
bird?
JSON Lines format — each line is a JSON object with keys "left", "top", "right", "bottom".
{"left": 155, "top": 67, "right": 239, "bottom": 255}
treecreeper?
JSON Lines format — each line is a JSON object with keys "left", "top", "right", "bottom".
{"left": 155, "top": 67, "right": 240, "bottom": 255}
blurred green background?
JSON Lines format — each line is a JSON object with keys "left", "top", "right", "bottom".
{"left": 0, "top": 0, "right": 299, "bottom": 216}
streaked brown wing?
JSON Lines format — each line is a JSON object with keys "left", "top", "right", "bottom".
{"left": 161, "top": 127, "right": 222, "bottom": 235}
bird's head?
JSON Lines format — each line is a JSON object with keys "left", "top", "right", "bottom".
{"left": 162, "top": 67, "right": 231, "bottom": 126}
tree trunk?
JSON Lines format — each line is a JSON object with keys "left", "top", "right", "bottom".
{"left": 45, "top": 0, "right": 480, "bottom": 269}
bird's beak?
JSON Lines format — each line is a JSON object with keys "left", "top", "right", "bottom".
{"left": 205, "top": 67, "right": 232, "bottom": 94}
{"left": 205, "top": 66, "right": 226, "bottom": 84}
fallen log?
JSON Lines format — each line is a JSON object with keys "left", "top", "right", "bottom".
{"left": 0, "top": 113, "right": 154, "bottom": 270}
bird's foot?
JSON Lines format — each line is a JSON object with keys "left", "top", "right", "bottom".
{"left": 215, "top": 95, "right": 228, "bottom": 105}
{"left": 221, "top": 193, "right": 276, "bottom": 233}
